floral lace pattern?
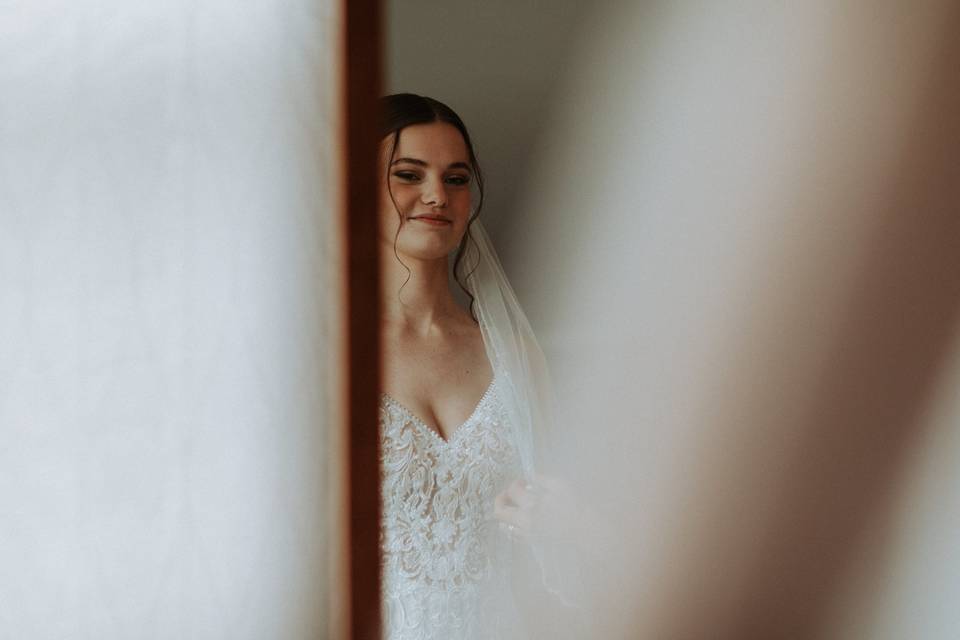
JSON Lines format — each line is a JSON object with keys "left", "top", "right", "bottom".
{"left": 380, "top": 374, "right": 524, "bottom": 640}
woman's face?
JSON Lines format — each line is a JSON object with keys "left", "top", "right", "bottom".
{"left": 379, "top": 121, "right": 474, "bottom": 262}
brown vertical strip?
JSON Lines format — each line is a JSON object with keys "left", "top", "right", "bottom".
{"left": 341, "top": 1, "right": 382, "bottom": 639}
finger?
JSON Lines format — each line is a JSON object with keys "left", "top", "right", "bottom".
{"left": 493, "top": 490, "right": 521, "bottom": 523}
{"left": 493, "top": 495, "right": 534, "bottom": 532}
{"left": 495, "top": 508, "right": 533, "bottom": 536}
{"left": 506, "top": 479, "right": 538, "bottom": 510}
{"left": 493, "top": 490, "right": 512, "bottom": 518}
{"left": 493, "top": 503, "right": 520, "bottom": 526}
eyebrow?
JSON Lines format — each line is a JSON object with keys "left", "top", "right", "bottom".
{"left": 391, "top": 157, "right": 473, "bottom": 173}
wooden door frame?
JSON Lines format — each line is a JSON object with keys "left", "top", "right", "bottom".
{"left": 340, "top": 0, "right": 382, "bottom": 638}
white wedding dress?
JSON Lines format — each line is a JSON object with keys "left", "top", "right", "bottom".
{"left": 380, "top": 372, "right": 527, "bottom": 640}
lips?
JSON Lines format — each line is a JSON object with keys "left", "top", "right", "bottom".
{"left": 410, "top": 214, "right": 452, "bottom": 225}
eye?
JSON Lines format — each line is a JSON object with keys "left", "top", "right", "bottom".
{"left": 392, "top": 171, "right": 420, "bottom": 182}
{"left": 445, "top": 174, "right": 471, "bottom": 186}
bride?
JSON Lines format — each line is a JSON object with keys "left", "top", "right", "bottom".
{"left": 377, "top": 93, "right": 578, "bottom": 640}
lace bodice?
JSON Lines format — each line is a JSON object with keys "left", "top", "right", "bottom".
{"left": 380, "top": 373, "right": 525, "bottom": 640}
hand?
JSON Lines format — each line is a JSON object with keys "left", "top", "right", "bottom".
{"left": 493, "top": 473, "right": 577, "bottom": 541}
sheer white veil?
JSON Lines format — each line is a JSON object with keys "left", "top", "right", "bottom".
{"left": 461, "top": 221, "right": 582, "bottom": 612}
{"left": 463, "top": 221, "right": 552, "bottom": 478}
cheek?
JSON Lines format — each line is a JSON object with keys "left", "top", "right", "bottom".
{"left": 378, "top": 190, "right": 404, "bottom": 239}
{"left": 382, "top": 182, "right": 418, "bottom": 213}
{"left": 379, "top": 183, "right": 409, "bottom": 220}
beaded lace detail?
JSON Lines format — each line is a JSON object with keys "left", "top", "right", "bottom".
{"left": 380, "top": 374, "right": 524, "bottom": 640}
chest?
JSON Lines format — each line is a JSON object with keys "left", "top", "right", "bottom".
{"left": 381, "top": 333, "right": 492, "bottom": 441}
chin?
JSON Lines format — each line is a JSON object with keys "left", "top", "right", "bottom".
{"left": 395, "top": 238, "right": 459, "bottom": 262}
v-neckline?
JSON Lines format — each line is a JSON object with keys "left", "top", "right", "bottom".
{"left": 380, "top": 374, "right": 497, "bottom": 446}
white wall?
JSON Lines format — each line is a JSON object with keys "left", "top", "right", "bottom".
{"left": 0, "top": 2, "right": 339, "bottom": 637}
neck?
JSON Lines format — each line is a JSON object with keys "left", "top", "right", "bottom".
{"left": 380, "top": 250, "right": 460, "bottom": 335}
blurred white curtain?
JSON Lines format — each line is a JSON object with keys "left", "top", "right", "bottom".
{"left": 0, "top": 1, "right": 340, "bottom": 637}
{"left": 498, "top": 1, "right": 960, "bottom": 637}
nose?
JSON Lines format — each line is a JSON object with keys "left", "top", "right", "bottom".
{"left": 419, "top": 178, "right": 447, "bottom": 208}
